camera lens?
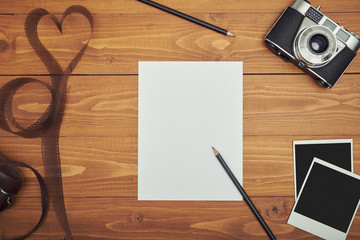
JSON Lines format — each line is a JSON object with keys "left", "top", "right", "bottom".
{"left": 309, "top": 34, "right": 329, "bottom": 53}
{"left": 294, "top": 25, "right": 336, "bottom": 68}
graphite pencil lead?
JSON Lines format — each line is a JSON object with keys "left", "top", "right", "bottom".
{"left": 212, "top": 147, "right": 219, "bottom": 156}
{"left": 227, "top": 31, "right": 236, "bottom": 37}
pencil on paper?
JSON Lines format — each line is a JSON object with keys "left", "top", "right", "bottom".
{"left": 137, "top": 0, "right": 235, "bottom": 37}
{"left": 212, "top": 147, "right": 276, "bottom": 240}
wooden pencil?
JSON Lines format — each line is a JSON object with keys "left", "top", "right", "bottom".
{"left": 212, "top": 147, "right": 276, "bottom": 240}
{"left": 137, "top": 0, "right": 235, "bottom": 37}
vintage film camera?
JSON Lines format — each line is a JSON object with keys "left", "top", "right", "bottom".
{"left": 264, "top": 0, "right": 360, "bottom": 88}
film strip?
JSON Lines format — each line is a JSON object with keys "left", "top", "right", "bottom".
{"left": 0, "top": 5, "right": 93, "bottom": 239}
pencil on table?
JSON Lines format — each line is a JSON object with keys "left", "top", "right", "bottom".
{"left": 212, "top": 147, "right": 276, "bottom": 240}
{"left": 137, "top": 0, "right": 235, "bottom": 37}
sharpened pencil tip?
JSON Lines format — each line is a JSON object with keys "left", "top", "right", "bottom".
{"left": 227, "top": 31, "right": 236, "bottom": 37}
{"left": 212, "top": 146, "right": 219, "bottom": 156}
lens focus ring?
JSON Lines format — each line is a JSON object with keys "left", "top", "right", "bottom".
{"left": 294, "top": 25, "right": 337, "bottom": 68}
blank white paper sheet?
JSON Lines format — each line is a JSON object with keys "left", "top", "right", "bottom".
{"left": 138, "top": 61, "right": 243, "bottom": 201}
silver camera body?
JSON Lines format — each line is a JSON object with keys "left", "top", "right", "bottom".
{"left": 265, "top": 0, "right": 360, "bottom": 87}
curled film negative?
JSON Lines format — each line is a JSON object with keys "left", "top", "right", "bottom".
{"left": 0, "top": 5, "right": 93, "bottom": 239}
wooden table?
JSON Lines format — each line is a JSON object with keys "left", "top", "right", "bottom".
{"left": 0, "top": 0, "right": 359, "bottom": 239}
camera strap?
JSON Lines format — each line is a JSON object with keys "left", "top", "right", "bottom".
{"left": 0, "top": 5, "right": 93, "bottom": 239}
{"left": 0, "top": 160, "right": 48, "bottom": 240}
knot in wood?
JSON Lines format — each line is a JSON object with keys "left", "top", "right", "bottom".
{"left": 128, "top": 213, "right": 144, "bottom": 224}
{"left": 106, "top": 55, "right": 114, "bottom": 65}
{"left": 266, "top": 204, "right": 284, "bottom": 218}
{"left": 272, "top": 206, "right": 279, "bottom": 214}
{"left": 0, "top": 40, "right": 8, "bottom": 52}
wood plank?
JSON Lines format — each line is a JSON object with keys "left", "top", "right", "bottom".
{"left": 1, "top": 0, "right": 359, "bottom": 14}
{"left": 1, "top": 0, "right": 359, "bottom": 239}
{"left": 1, "top": 135, "right": 359, "bottom": 198}
{"left": 1, "top": 74, "right": 360, "bottom": 138}
{"left": 244, "top": 74, "right": 360, "bottom": 136}
{"left": 0, "top": 12, "right": 359, "bottom": 75}
{"left": 0, "top": 197, "right": 359, "bottom": 240}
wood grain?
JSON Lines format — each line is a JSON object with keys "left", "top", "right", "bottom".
{"left": 1, "top": 197, "right": 360, "bottom": 240}
{"left": 1, "top": 134, "right": 359, "bottom": 200}
{"left": 1, "top": 75, "right": 360, "bottom": 138}
{"left": 0, "top": 12, "right": 359, "bottom": 75}
{"left": 1, "top": 0, "right": 360, "bottom": 14}
{"left": 1, "top": 0, "right": 360, "bottom": 239}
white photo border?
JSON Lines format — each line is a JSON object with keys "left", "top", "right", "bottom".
{"left": 288, "top": 158, "right": 360, "bottom": 240}
{"left": 292, "top": 139, "right": 353, "bottom": 199}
